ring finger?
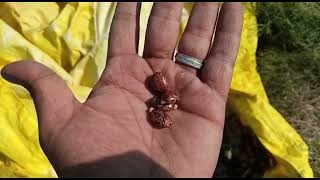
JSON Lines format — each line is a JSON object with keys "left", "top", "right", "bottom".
{"left": 176, "top": 2, "right": 220, "bottom": 74}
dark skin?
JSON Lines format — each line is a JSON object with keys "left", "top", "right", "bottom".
{"left": 0, "top": 2, "right": 243, "bottom": 178}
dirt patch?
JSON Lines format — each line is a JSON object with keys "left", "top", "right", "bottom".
{"left": 213, "top": 112, "right": 276, "bottom": 178}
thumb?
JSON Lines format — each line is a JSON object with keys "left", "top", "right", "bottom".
{"left": 1, "top": 60, "right": 80, "bottom": 146}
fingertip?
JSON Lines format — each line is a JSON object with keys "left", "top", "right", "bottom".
{"left": 1, "top": 64, "right": 8, "bottom": 78}
{"left": 0, "top": 60, "right": 44, "bottom": 85}
{"left": 1, "top": 62, "right": 17, "bottom": 82}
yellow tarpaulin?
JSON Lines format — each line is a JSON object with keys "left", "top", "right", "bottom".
{"left": 0, "top": 2, "right": 313, "bottom": 178}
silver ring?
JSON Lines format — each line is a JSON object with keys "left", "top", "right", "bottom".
{"left": 175, "top": 53, "right": 203, "bottom": 69}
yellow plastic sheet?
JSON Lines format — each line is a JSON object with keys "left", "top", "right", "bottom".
{"left": 0, "top": 2, "right": 313, "bottom": 178}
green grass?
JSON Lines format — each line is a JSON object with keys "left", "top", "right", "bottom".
{"left": 256, "top": 2, "right": 320, "bottom": 51}
{"left": 255, "top": 2, "right": 320, "bottom": 177}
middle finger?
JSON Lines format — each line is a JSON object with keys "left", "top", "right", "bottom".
{"left": 176, "top": 2, "right": 220, "bottom": 74}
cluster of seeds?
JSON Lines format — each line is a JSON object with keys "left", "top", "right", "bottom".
{"left": 148, "top": 72, "right": 180, "bottom": 128}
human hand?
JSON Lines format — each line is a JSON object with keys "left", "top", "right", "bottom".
{"left": 1, "top": 2, "right": 243, "bottom": 178}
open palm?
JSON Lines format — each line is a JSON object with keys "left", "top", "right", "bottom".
{"left": 1, "top": 2, "right": 243, "bottom": 178}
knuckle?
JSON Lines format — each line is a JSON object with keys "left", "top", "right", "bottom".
{"left": 114, "top": 11, "right": 136, "bottom": 21}
{"left": 178, "top": 42, "right": 208, "bottom": 60}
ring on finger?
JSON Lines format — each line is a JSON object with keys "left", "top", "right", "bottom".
{"left": 175, "top": 53, "right": 204, "bottom": 69}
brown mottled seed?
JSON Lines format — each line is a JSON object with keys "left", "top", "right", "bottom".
{"left": 157, "top": 103, "right": 176, "bottom": 112}
{"left": 151, "top": 72, "right": 169, "bottom": 93}
{"left": 150, "top": 96, "right": 161, "bottom": 107}
{"left": 151, "top": 95, "right": 179, "bottom": 111}
{"left": 149, "top": 107, "right": 155, "bottom": 113}
{"left": 148, "top": 72, "right": 180, "bottom": 127}
{"left": 160, "top": 92, "right": 180, "bottom": 105}
{"left": 149, "top": 109, "right": 172, "bottom": 128}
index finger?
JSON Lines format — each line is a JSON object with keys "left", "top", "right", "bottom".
{"left": 108, "top": 2, "right": 141, "bottom": 58}
{"left": 201, "top": 2, "right": 244, "bottom": 101}
{"left": 143, "top": 2, "right": 184, "bottom": 60}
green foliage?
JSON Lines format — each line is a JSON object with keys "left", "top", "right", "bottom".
{"left": 256, "top": 2, "right": 320, "bottom": 51}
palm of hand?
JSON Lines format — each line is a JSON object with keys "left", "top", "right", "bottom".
{"left": 47, "top": 54, "right": 224, "bottom": 177}
{"left": 1, "top": 2, "right": 243, "bottom": 178}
